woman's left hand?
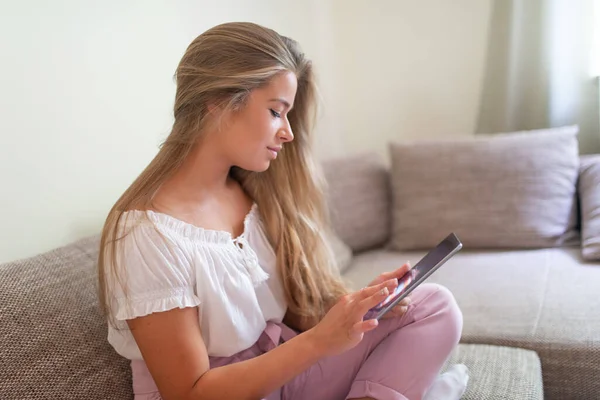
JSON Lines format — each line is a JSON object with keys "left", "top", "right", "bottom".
{"left": 367, "top": 262, "right": 413, "bottom": 319}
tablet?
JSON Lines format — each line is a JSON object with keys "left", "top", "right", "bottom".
{"left": 370, "top": 233, "right": 463, "bottom": 320}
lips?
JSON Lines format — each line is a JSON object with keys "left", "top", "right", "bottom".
{"left": 267, "top": 146, "right": 281, "bottom": 159}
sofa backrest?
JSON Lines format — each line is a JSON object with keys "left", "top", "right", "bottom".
{"left": 322, "top": 152, "right": 391, "bottom": 252}
{"left": 321, "top": 151, "right": 598, "bottom": 253}
{"left": 0, "top": 236, "right": 132, "bottom": 400}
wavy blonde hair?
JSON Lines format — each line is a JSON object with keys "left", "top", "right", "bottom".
{"left": 98, "top": 22, "right": 349, "bottom": 327}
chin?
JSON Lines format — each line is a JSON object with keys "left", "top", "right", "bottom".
{"left": 256, "top": 161, "right": 271, "bottom": 172}
{"left": 238, "top": 161, "right": 271, "bottom": 173}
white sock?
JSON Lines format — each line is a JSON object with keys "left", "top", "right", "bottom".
{"left": 422, "top": 363, "right": 470, "bottom": 400}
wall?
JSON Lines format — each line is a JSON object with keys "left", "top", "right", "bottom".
{"left": 331, "top": 0, "right": 493, "bottom": 157}
{"left": 0, "top": 0, "right": 338, "bottom": 263}
{"left": 0, "top": 0, "right": 492, "bottom": 263}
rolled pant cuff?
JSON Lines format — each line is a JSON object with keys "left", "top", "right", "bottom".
{"left": 346, "top": 380, "right": 409, "bottom": 400}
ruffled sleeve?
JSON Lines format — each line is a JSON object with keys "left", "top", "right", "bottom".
{"left": 107, "top": 214, "right": 201, "bottom": 321}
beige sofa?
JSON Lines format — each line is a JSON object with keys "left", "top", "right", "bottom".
{"left": 1, "top": 130, "right": 598, "bottom": 399}
{"left": 322, "top": 130, "right": 600, "bottom": 400}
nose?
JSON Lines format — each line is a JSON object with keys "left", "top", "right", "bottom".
{"left": 278, "top": 126, "right": 294, "bottom": 143}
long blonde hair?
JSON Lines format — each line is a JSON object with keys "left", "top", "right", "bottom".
{"left": 98, "top": 22, "right": 348, "bottom": 326}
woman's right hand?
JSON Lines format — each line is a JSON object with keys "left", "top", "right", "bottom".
{"left": 306, "top": 279, "right": 398, "bottom": 358}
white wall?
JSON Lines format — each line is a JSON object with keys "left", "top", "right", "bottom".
{"left": 0, "top": 0, "right": 338, "bottom": 263}
{"left": 331, "top": 0, "right": 492, "bottom": 157}
{"left": 0, "top": 1, "right": 492, "bottom": 263}
{"left": 0, "top": 2, "right": 186, "bottom": 265}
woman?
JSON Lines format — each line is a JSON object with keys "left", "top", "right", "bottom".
{"left": 98, "top": 22, "right": 466, "bottom": 400}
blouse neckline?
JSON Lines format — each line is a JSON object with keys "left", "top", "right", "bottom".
{"left": 122, "top": 203, "right": 259, "bottom": 245}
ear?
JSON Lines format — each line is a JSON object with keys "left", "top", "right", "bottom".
{"left": 210, "top": 106, "right": 235, "bottom": 133}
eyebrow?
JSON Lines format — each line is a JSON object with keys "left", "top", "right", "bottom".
{"left": 269, "top": 98, "right": 292, "bottom": 109}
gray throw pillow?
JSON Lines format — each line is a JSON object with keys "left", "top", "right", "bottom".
{"left": 389, "top": 126, "right": 580, "bottom": 250}
{"left": 578, "top": 155, "right": 600, "bottom": 260}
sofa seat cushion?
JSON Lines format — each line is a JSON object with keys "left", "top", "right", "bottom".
{"left": 343, "top": 247, "right": 600, "bottom": 400}
{"left": 443, "top": 344, "right": 543, "bottom": 400}
{"left": 0, "top": 236, "right": 132, "bottom": 400}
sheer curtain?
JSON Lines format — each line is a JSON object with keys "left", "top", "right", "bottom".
{"left": 476, "top": 0, "right": 600, "bottom": 153}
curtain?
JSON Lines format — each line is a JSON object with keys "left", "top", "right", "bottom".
{"left": 476, "top": 0, "right": 600, "bottom": 153}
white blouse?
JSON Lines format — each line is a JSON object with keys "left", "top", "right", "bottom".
{"left": 106, "top": 204, "right": 288, "bottom": 360}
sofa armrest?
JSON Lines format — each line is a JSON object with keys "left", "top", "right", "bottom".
{"left": 578, "top": 155, "right": 600, "bottom": 260}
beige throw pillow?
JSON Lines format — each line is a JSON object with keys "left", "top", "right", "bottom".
{"left": 322, "top": 153, "right": 391, "bottom": 252}
{"left": 389, "top": 126, "right": 580, "bottom": 250}
{"left": 578, "top": 155, "right": 600, "bottom": 260}
{"left": 328, "top": 232, "right": 353, "bottom": 273}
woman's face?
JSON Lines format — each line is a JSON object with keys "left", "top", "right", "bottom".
{"left": 220, "top": 71, "right": 297, "bottom": 172}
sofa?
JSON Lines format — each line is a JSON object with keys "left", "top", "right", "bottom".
{"left": 324, "top": 126, "right": 600, "bottom": 400}
{"left": 1, "top": 126, "right": 598, "bottom": 399}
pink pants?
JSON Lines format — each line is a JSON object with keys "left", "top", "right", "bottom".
{"left": 131, "top": 283, "right": 463, "bottom": 400}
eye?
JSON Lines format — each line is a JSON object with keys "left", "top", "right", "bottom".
{"left": 270, "top": 109, "right": 281, "bottom": 118}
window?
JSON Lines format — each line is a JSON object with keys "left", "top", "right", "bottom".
{"left": 592, "top": 0, "right": 600, "bottom": 76}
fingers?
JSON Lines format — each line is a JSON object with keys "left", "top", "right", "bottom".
{"left": 395, "top": 304, "right": 409, "bottom": 314}
{"left": 357, "top": 285, "right": 391, "bottom": 314}
{"left": 372, "top": 262, "right": 412, "bottom": 285}
{"left": 369, "top": 272, "right": 393, "bottom": 286}
{"left": 398, "top": 297, "right": 411, "bottom": 307}
{"left": 368, "top": 274, "right": 392, "bottom": 286}
{"left": 393, "top": 261, "right": 412, "bottom": 277}
{"left": 356, "top": 279, "right": 396, "bottom": 301}
{"left": 350, "top": 279, "right": 401, "bottom": 322}
{"left": 381, "top": 296, "right": 412, "bottom": 319}
{"left": 391, "top": 296, "right": 411, "bottom": 313}
{"left": 370, "top": 262, "right": 412, "bottom": 287}
{"left": 352, "top": 318, "right": 379, "bottom": 335}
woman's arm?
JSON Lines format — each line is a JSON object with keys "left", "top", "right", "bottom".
{"left": 128, "top": 281, "right": 392, "bottom": 400}
{"left": 128, "top": 306, "right": 322, "bottom": 400}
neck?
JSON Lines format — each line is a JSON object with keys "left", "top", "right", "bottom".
{"left": 155, "top": 139, "right": 233, "bottom": 208}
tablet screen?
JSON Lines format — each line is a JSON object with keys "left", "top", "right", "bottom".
{"left": 371, "top": 233, "right": 461, "bottom": 312}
